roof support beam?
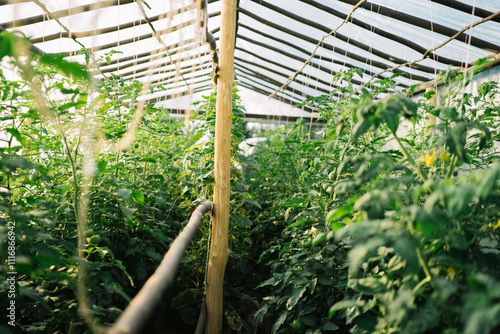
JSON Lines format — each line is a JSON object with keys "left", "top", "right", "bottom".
{"left": 1, "top": 0, "right": 136, "bottom": 29}
{"left": 335, "top": 0, "right": 500, "bottom": 52}
{"left": 252, "top": 0, "right": 464, "bottom": 67}
{"left": 29, "top": 4, "right": 196, "bottom": 44}
{"left": 99, "top": 41, "right": 204, "bottom": 74}
{"left": 239, "top": 22, "right": 431, "bottom": 82}
{"left": 98, "top": 26, "right": 219, "bottom": 67}
{"left": 236, "top": 47, "right": 338, "bottom": 90}
{"left": 431, "top": 0, "right": 500, "bottom": 23}
{"left": 237, "top": 81, "right": 316, "bottom": 113}
{"left": 119, "top": 53, "right": 211, "bottom": 79}
{"left": 239, "top": 11, "right": 438, "bottom": 75}
{"left": 410, "top": 53, "right": 500, "bottom": 95}
{"left": 140, "top": 84, "right": 212, "bottom": 105}
{"left": 235, "top": 66, "right": 316, "bottom": 103}
{"left": 235, "top": 58, "right": 333, "bottom": 96}
{"left": 236, "top": 67, "right": 312, "bottom": 102}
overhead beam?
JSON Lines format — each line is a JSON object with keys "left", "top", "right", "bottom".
{"left": 236, "top": 71, "right": 307, "bottom": 104}
{"left": 239, "top": 9, "right": 438, "bottom": 75}
{"left": 119, "top": 53, "right": 211, "bottom": 79}
{"left": 236, "top": 67, "right": 311, "bottom": 102}
{"left": 235, "top": 68, "right": 313, "bottom": 104}
{"left": 139, "top": 84, "right": 212, "bottom": 105}
{"left": 237, "top": 34, "right": 421, "bottom": 88}
{"left": 335, "top": 0, "right": 500, "bottom": 52}
{"left": 431, "top": 0, "right": 500, "bottom": 23}
{"left": 235, "top": 59, "right": 333, "bottom": 96}
{"left": 99, "top": 41, "right": 204, "bottom": 74}
{"left": 410, "top": 53, "right": 500, "bottom": 95}
{"left": 236, "top": 47, "right": 337, "bottom": 90}
{"left": 253, "top": 0, "right": 465, "bottom": 67}
{"left": 1, "top": 0, "right": 136, "bottom": 29}
{"left": 99, "top": 26, "right": 219, "bottom": 67}
{"left": 237, "top": 81, "right": 317, "bottom": 113}
{"left": 29, "top": 4, "right": 196, "bottom": 44}
{"left": 238, "top": 22, "right": 431, "bottom": 82}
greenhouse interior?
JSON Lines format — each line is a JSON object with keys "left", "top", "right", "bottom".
{"left": 1, "top": 0, "right": 500, "bottom": 333}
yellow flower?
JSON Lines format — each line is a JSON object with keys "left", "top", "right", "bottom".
{"left": 493, "top": 220, "right": 500, "bottom": 229}
{"left": 421, "top": 151, "right": 438, "bottom": 166}
{"left": 439, "top": 151, "right": 450, "bottom": 161}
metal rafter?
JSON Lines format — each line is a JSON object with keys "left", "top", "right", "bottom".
{"left": 29, "top": 3, "right": 196, "bottom": 44}
{"left": 1, "top": 0, "right": 136, "bottom": 29}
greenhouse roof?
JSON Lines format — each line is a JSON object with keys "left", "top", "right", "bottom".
{"left": 1, "top": 0, "right": 499, "bottom": 120}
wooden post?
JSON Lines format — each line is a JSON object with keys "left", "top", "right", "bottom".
{"left": 205, "top": 0, "right": 237, "bottom": 333}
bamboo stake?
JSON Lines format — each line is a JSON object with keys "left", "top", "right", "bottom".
{"left": 205, "top": 0, "right": 237, "bottom": 333}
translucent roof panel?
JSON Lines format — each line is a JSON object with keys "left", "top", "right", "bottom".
{"left": 1, "top": 0, "right": 499, "bottom": 119}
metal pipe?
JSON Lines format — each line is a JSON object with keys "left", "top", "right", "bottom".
{"left": 194, "top": 299, "right": 207, "bottom": 334}
{"left": 108, "top": 200, "right": 213, "bottom": 334}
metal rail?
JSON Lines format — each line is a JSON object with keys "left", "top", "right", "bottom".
{"left": 108, "top": 200, "right": 213, "bottom": 334}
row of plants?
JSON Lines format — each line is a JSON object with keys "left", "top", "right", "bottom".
{"left": 246, "top": 67, "right": 500, "bottom": 333}
{"left": 0, "top": 31, "right": 262, "bottom": 333}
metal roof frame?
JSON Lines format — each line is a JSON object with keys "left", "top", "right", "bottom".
{"left": 0, "top": 0, "right": 499, "bottom": 121}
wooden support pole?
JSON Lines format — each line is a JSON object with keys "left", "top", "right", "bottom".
{"left": 205, "top": 0, "right": 237, "bottom": 333}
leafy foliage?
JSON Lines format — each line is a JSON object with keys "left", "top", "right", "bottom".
{"left": 251, "top": 68, "right": 500, "bottom": 334}
{"left": 0, "top": 31, "right": 258, "bottom": 333}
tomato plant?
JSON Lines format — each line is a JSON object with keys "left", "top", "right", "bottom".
{"left": 251, "top": 68, "right": 500, "bottom": 334}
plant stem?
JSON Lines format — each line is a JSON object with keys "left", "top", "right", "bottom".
{"left": 408, "top": 223, "right": 434, "bottom": 289}
{"left": 390, "top": 128, "right": 428, "bottom": 182}
{"left": 445, "top": 155, "right": 458, "bottom": 179}
{"left": 413, "top": 276, "right": 431, "bottom": 294}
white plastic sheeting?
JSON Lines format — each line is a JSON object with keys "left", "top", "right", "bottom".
{"left": 1, "top": 0, "right": 499, "bottom": 118}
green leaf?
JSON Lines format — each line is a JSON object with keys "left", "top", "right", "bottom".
{"left": 5, "top": 128, "right": 25, "bottom": 145}
{"left": 243, "top": 198, "right": 261, "bottom": 209}
{"left": 328, "top": 299, "right": 357, "bottom": 319}
{"left": 272, "top": 311, "right": 288, "bottom": 334}
{"left": 286, "top": 286, "right": 307, "bottom": 310}
{"left": 232, "top": 216, "right": 253, "bottom": 227}
{"left": 477, "top": 163, "right": 500, "bottom": 200}
{"left": 352, "top": 117, "right": 371, "bottom": 141}
{"left": 121, "top": 206, "right": 136, "bottom": 217}
{"left": 145, "top": 247, "right": 162, "bottom": 262}
{"left": 192, "top": 130, "right": 204, "bottom": 141}
{"left": 97, "top": 160, "right": 107, "bottom": 172}
{"left": 326, "top": 204, "right": 353, "bottom": 222}
{"left": 287, "top": 218, "right": 308, "bottom": 228}
{"left": 323, "top": 322, "right": 340, "bottom": 331}
{"left": 237, "top": 154, "right": 257, "bottom": 166}
{"left": 255, "top": 277, "right": 280, "bottom": 289}
{"left": 130, "top": 191, "right": 145, "bottom": 205}
{"left": 301, "top": 315, "right": 317, "bottom": 326}
{"left": 116, "top": 188, "right": 132, "bottom": 200}
{"left": 140, "top": 157, "right": 157, "bottom": 163}
{"left": 0, "top": 30, "right": 30, "bottom": 59}
{"left": 464, "top": 304, "right": 500, "bottom": 334}
{"left": 308, "top": 277, "right": 317, "bottom": 294}
{"left": 39, "top": 53, "right": 87, "bottom": 78}
{"left": 312, "top": 232, "right": 327, "bottom": 246}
